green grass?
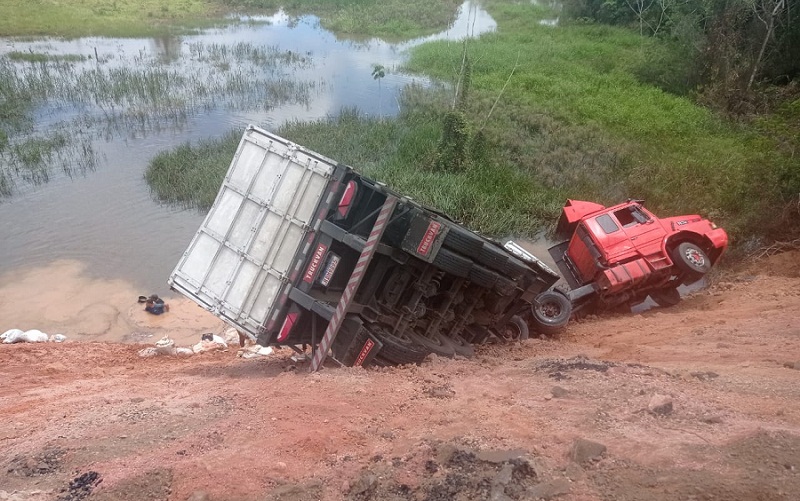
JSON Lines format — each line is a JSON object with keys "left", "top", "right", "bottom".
{"left": 400, "top": 1, "right": 799, "bottom": 241}
{"left": 8, "top": 52, "right": 86, "bottom": 63}
{"left": 0, "top": 0, "right": 223, "bottom": 38}
{"left": 0, "top": 0, "right": 462, "bottom": 39}
{"left": 146, "top": 130, "right": 242, "bottom": 208}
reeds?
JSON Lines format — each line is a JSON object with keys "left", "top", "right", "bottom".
{"left": 0, "top": 42, "right": 316, "bottom": 197}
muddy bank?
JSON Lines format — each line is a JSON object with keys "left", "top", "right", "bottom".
{"left": 0, "top": 260, "right": 224, "bottom": 345}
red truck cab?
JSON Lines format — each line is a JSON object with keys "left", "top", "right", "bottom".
{"left": 549, "top": 199, "right": 728, "bottom": 310}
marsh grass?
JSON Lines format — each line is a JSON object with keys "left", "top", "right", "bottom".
{"left": 146, "top": 130, "right": 242, "bottom": 208}
{"left": 0, "top": 0, "right": 222, "bottom": 38}
{"left": 8, "top": 52, "right": 87, "bottom": 63}
{"left": 0, "top": 42, "right": 316, "bottom": 197}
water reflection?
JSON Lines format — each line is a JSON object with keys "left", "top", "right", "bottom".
{"left": 0, "top": 1, "right": 496, "bottom": 290}
{"left": 150, "top": 35, "right": 184, "bottom": 63}
{"left": 531, "top": 0, "right": 561, "bottom": 26}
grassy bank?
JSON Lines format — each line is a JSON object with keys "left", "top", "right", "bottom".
{"left": 143, "top": 0, "right": 795, "bottom": 244}
{"left": 0, "top": 0, "right": 216, "bottom": 38}
{"left": 0, "top": 0, "right": 461, "bottom": 38}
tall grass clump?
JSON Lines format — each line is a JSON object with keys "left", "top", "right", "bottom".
{"left": 146, "top": 130, "right": 242, "bottom": 208}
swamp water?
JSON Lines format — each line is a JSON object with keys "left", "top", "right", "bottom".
{"left": 0, "top": 3, "right": 496, "bottom": 342}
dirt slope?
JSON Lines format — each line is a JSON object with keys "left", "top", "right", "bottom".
{"left": 1, "top": 252, "right": 799, "bottom": 501}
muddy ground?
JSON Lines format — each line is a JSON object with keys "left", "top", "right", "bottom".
{"left": 1, "top": 252, "right": 799, "bottom": 501}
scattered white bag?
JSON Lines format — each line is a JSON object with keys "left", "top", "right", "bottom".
{"left": 154, "top": 336, "right": 176, "bottom": 356}
{"left": 22, "top": 330, "right": 49, "bottom": 343}
{"left": 50, "top": 334, "right": 67, "bottom": 343}
{"left": 175, "top": 347, "right": 194, "bottom": 357}
{"left": 237, "top": 345, "right": 274, "bottom": 359}
{"left": 2, "top": 329, "right": 23, "bottom": 343}
{"left": 3, "top": 329, "right": 49, "bottom": 344}
{"left": 192, "top": 339, "right": 227, "bottom": 353}
{"left": 222, "top": 328, "right": 241, "bottom": 345}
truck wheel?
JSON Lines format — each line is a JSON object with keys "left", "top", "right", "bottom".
{"left": 530, "top": 290, "right": 572, "bottom": 336}
{"left": 463, "top": 324, "right": 490, "bottom": 345}
{"left": 650, "top": 287, "right": 681, "bottom": 307}
{"left": 443, "top": 224, "right": 483, "bottom": 259}
{"left": 468, "top": 264, "right": 498, "bottom": 289}
{"left": 671, "top": 242, "right": 711, "bottom": 281}
{"left": 367, "top": 355, "right": 395, "bottom": 368}
{"left": 366, "top": 323, "right": 430, "bottom": 365}
{"left": 477, "top": 244, "right": 508, "bottom": 270}
{"left": 492, "top": 315, "right": 529, "bottom": 342}
{"left": 408, "top": 331, "right": 456, "bottom": 358}
{"left": 449, "top": 334, "right": 475, "bottom": 357}
{"left": 475, "top": 243, "right": 528, "bottom": 280}
{"left": 433, "top": 248, "right": 472, "bottom": 278}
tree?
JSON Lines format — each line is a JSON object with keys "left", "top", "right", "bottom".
{"left": 748, "top": 0, "right": 787, "bottom": 91}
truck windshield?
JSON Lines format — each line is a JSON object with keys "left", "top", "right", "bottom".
{"left": 596, "top": 214, "right": 619, "bottom": 234}
{"left": 614, "top": 206, "right": 649, "bottom": 227}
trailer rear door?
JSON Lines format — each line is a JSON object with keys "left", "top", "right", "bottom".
{"left": 169, "top": 126, "right": 337, "bottom": 337}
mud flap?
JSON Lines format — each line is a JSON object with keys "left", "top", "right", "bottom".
{"left": 331, "top": 316, "right": 384, "bottom": 367}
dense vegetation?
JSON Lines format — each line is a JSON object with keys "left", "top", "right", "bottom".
{"left": 148, "top": 0, "right": 799, "bottom": 247}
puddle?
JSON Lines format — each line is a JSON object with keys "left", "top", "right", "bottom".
{"left": 0, "top": 260, "right": 224, "bottom": 344}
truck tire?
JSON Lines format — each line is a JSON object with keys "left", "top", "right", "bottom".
{"left": 408, "top": 331, "right": 456, "bottom": 358}
{"left": 530, "top": 290, "right": 571, "bottom": 336}
{"left": 442, "top": 224, "right": 484, "bottom": 259}
{"left": 432, "top": 248, "right": 472, "bottom": 278}
{"left": 477, "top": 244, "right": 508, "bottom": 271}
{"left": 492, "top": 315, "right": 529, "bottom": 342}
{"left": 477, "top": 244, "right": 528, "bottom": 281}
{"left": 671, "top": 242, "right": 711, "bottom": 282}
{"left": 449, "top": 333, "right": 475, "bottom": 357}
{"left": 650, "top": 287, "right": 681, "bottom": 307}
{"left": 468, "top": 264, "right": 498, "bottom": 289}
{"left": 367, "top": 355, "right": 395, "bottom": 368}
{"left": 463, "top": 324, "right": 490, "bottom": 345}
{"left": 366, "top": 323, "right": 430, "bottom": 365}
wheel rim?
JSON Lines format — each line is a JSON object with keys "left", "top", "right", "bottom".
{"left": 502, "top": 322, "right": 522, "bottom": 340}
{"left": 537, "top": 300, "right": 562, "bottom": 320}
{"left": 684, "top": 247, "right": 706, "bottom": 268}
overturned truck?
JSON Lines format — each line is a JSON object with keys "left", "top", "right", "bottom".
{"left": 169, "top": 126, "right": 569, "bottom": 369}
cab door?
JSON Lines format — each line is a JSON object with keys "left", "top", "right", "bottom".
{"left": 613, "top": 205, "right": 665, "bottom": 260}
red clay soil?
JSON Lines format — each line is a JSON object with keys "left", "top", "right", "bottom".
{"left": 1, "top": 252, "right": 799, "bottom": 501}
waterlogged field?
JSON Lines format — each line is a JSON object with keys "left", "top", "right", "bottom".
{"left": 0, "top": 2, "right": 495, "bottom": 290}
{"left": 0, "top": 0, "right": 464, "bottom": 39}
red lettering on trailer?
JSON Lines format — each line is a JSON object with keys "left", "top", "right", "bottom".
{"left": 416, "top": 220, "right": 441, "bottom": 257}
{"left": 303, "top": 244, "right": 328, "bottom": 283}
{"left": 354, "top": 338, "right": 375, "bottom": 366}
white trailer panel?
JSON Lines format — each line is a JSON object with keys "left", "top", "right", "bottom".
{"left": 169, "top": 126, "right": 337, "bottom": 336}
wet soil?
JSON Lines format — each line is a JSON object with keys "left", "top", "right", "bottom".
{"left": 1, "top": 252, "right": 799, "bottom": 500}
